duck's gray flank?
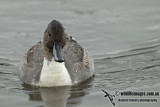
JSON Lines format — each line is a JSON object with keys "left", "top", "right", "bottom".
{"left": 20, "top": 41, "right": 44, "bottom": 85}
{"left": 63, "top": 37, "right": 94, "bottom": 84}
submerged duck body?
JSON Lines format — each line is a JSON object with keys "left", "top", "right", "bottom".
{"left": 19, "top": 20, "right": 94, "bottom": 87}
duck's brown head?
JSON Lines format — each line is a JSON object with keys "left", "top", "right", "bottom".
{"left": 43, "top": 20, "right": 66, "bottom": 63}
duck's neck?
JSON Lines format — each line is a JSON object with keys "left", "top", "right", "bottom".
{"left": 43, "top": 45, "right": 53, "bottom": 62}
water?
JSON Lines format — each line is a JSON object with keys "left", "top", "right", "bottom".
{"left": 0, "top": 0, "right": 160, "bottom": 107}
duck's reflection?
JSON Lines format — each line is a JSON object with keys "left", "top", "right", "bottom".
{"left": 40, "top": 87, "right": 70, "bottom": 107}
{"left": 22, "top": 77, "right": 93, "bottom": 107}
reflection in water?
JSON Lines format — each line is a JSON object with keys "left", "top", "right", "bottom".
{"left": 22, "top": 84, "right": 42, "bottom": 101}
{"left": 22, "top": 77, "right": 93, "bottom": 107}
{"left": 40, "top": 87, "right": 70, "bottom": 107}
{"left": 67, "top": 78, "right": 93, "bottom": 106}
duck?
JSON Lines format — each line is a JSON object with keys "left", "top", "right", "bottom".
{"left": 19, "top": 20, "right": 94, "bottom": 87}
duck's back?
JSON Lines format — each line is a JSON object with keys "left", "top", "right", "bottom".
{"left": 19, "top": 41, "right": 44, "bottom": 85}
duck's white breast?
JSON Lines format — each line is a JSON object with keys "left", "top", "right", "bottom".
{"left": 39, "top": 58, "right": 72, "bottom": 87}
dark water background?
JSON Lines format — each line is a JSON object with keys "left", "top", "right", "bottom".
{"left": 0, "top": 0, "right": 160, "bottom": 107}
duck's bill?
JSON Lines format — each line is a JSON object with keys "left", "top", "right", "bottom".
{"left": 53, "top": 43, "right": 65, "bottom": 63}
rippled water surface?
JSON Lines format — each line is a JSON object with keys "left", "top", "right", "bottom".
{"left": 0, "top": 0, "right": 160, "bottom": 107}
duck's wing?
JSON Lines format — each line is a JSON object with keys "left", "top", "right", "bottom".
{"left": 63, "top": 37, "right": 94, "bottom": 83}
{"left": 19, "top": 41, "right": 44, "bottom": 85}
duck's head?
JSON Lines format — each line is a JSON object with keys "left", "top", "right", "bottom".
{"left": 43, "top": 20, "right": 66, "bottom": 63}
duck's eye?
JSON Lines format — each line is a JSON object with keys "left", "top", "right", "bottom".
{"left": 48, "top": 33, "right": 51, "bottom": 37}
